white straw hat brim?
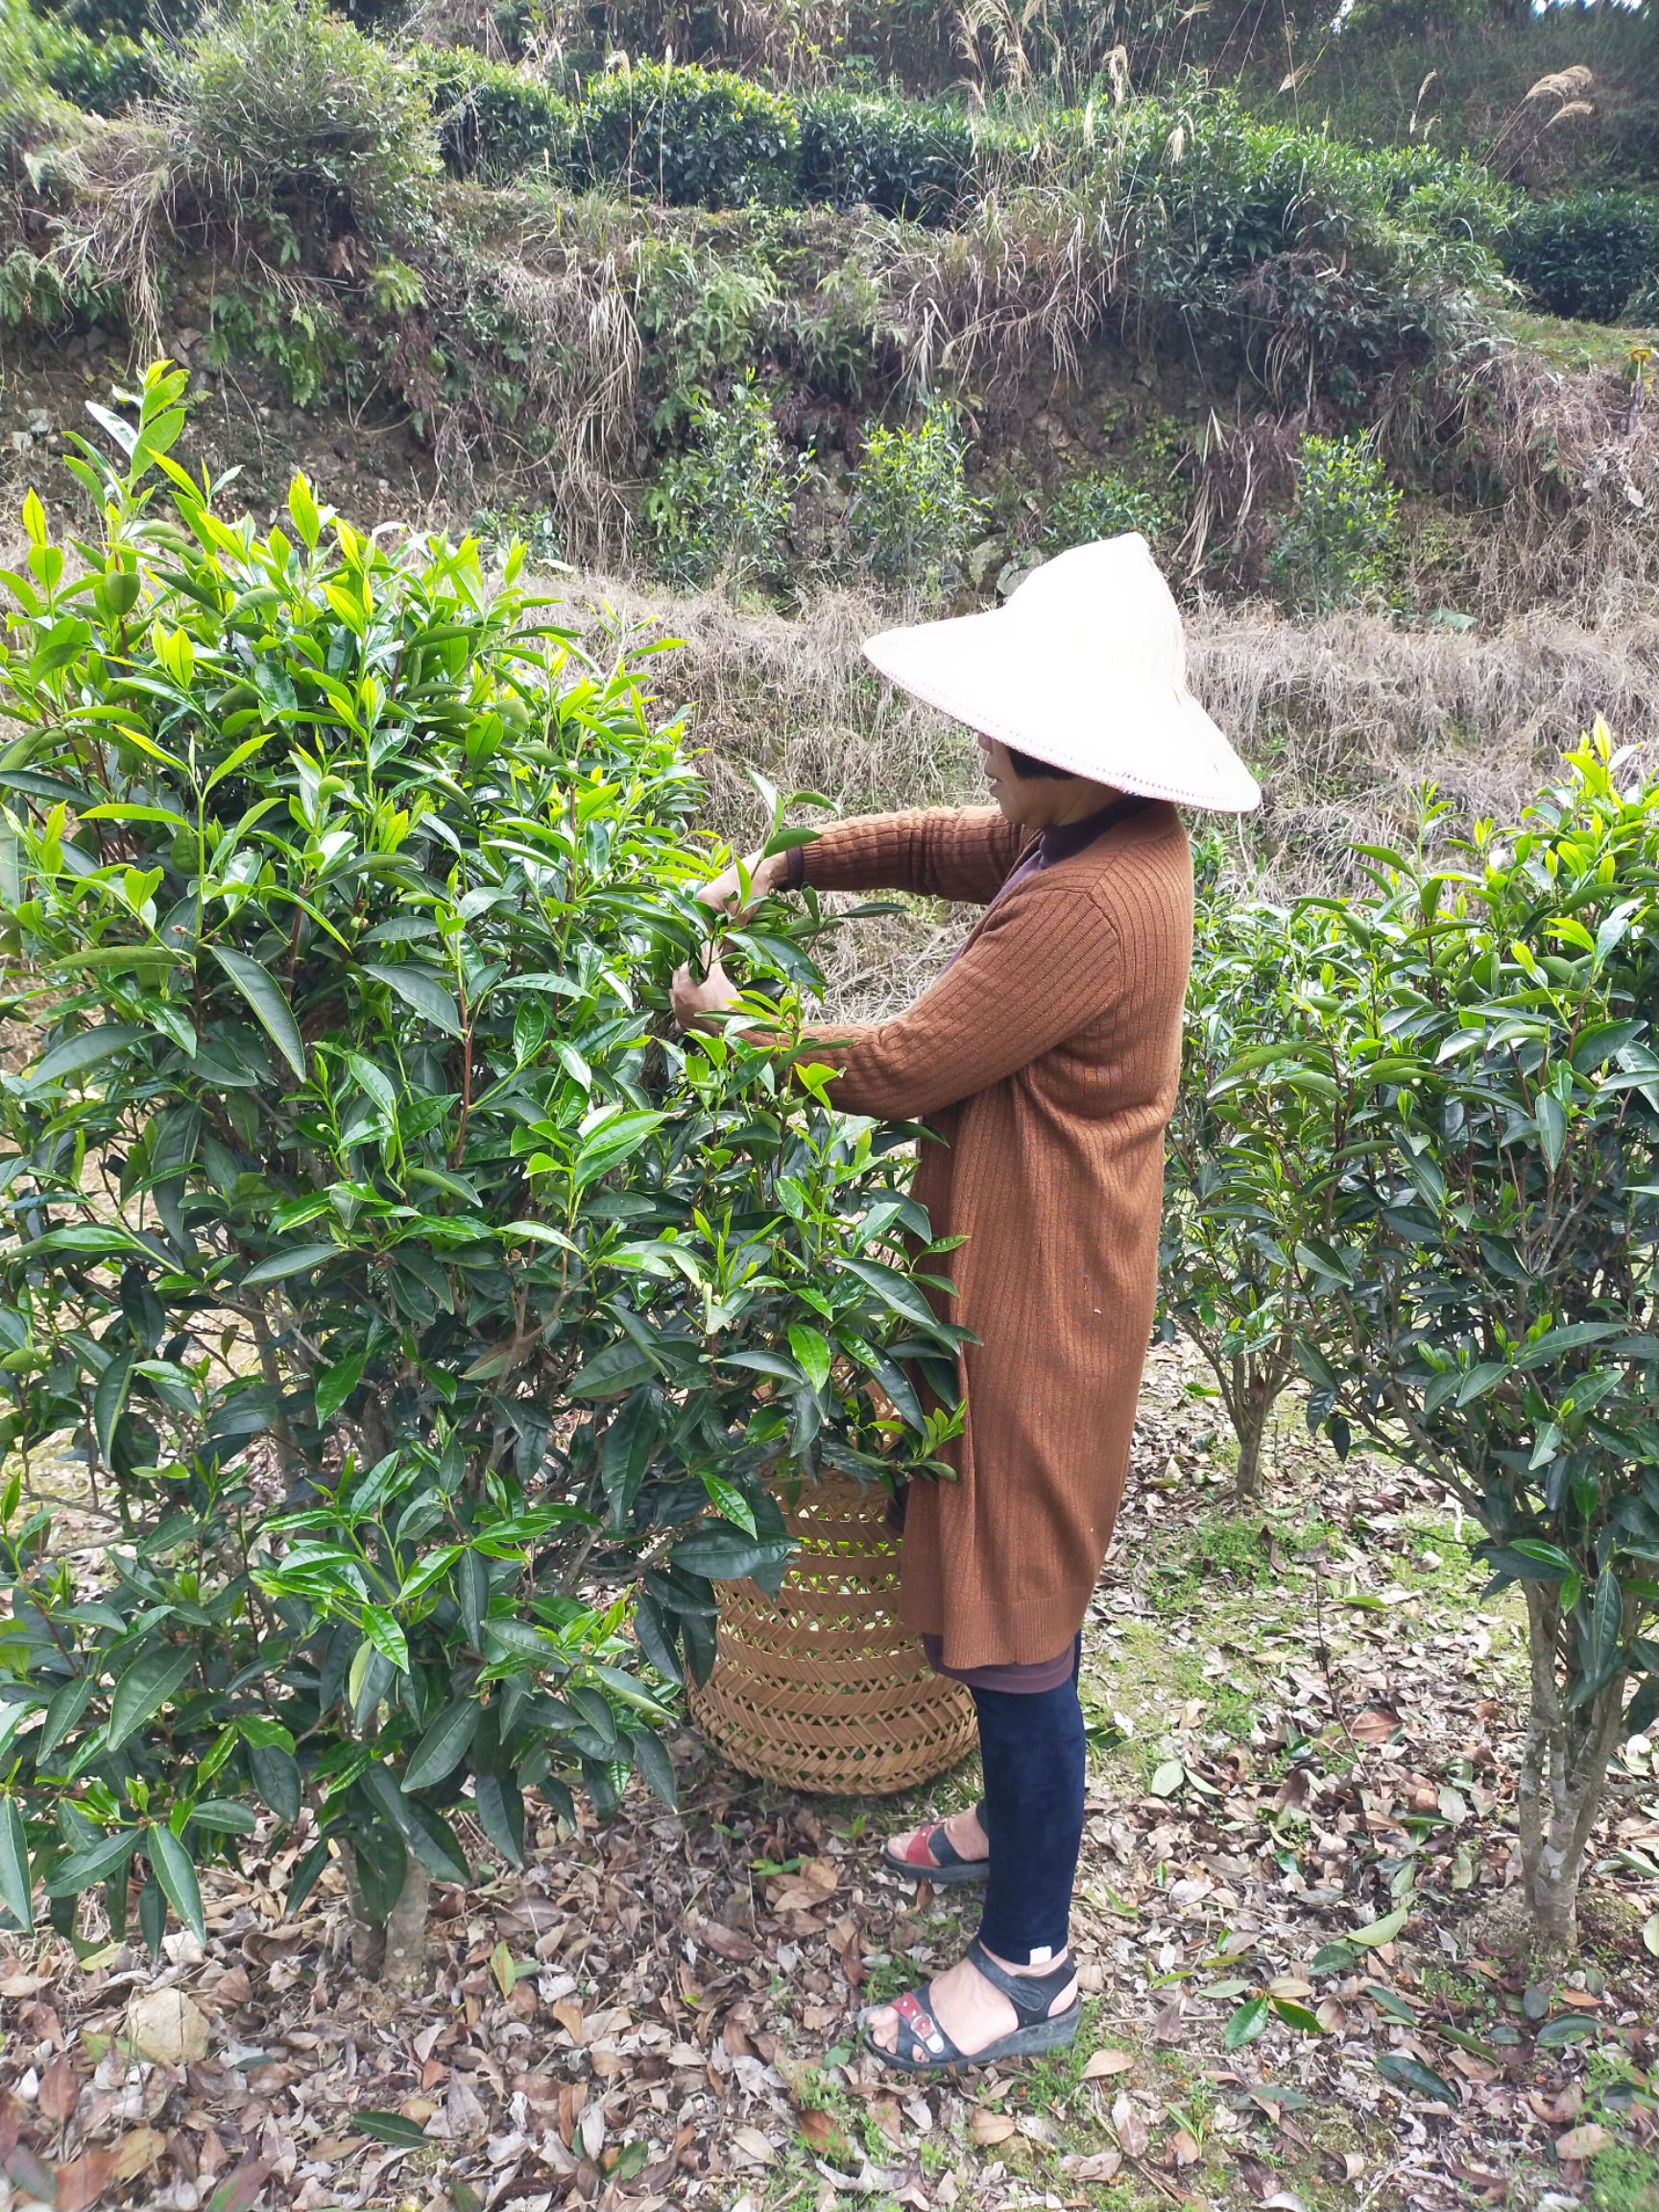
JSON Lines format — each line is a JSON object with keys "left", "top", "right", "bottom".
{"left": 861, "top": 537, "right": 1262, "bottom": 815}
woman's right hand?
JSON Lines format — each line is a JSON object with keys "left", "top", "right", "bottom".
{"left": 696, "top": 847, "right": 789, "bottom": 917}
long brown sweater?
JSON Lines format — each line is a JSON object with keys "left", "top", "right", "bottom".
{"left": 795, "top": 802, "right": 1193, "bottom": 1670}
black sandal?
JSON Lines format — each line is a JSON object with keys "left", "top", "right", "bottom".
{"left": 880, "top": 1801, "right": 990, "bottom": 1886}
{"left": 860, "top": 1937, "right": 1081, "bottom": 2073}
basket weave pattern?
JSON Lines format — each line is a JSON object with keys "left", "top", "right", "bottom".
{"left": 687, "top": 1474, "right": 976, "bottom": 1795}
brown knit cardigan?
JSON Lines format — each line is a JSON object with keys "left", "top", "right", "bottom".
{"left": 794, "top": 802, "right": 1193, "bottom": 1670}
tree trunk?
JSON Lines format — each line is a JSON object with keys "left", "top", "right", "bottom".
{"left": 341, "top": 1844, "right": 386, "bottom": 1980}
{"left": 1516, "top": 1584, "right": 1628, "bottom": 1960}
{"left": 379, "top": 1861, "right": 432, "bottom": 1990}
{"left": 1230, "top": 1359, "right": 1270, "bottom": 1503}
{"left": 340, "top": 1846, "right": 430, "bottom": 1985}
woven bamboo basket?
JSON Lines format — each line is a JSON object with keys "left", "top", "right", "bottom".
{"left": 686, "top": 1472, "right": 976, "bottom": 1795}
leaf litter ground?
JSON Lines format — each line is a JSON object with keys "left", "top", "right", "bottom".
{"left": 2, "top": 1342, "right": 1656, "bottom": 2212}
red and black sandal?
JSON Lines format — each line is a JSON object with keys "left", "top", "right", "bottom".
{"left": 880, "top": 1801, "right": 990, "bottom": 1886}
{"left": 860, "top": 1939, "right": 1081, "bottom": 2073}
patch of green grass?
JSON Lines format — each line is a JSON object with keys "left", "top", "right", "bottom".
{"left": 857, "top": 1952, "right": 913, "bottom": 2008}
{"left": 1417, "top": 1963, "right": 1489, "bottom": 2015}
{"left": 1142, "top": 1508, "right": 1336, "bottom": 1616}
{"left": 1498, "top": 305, "right": 1657, "bottom": 371}
{"left": 1003, "top": 1998, "right": 1111, "bottom": 2106}
{"left": 1591, "top": 2139, "right": 1659, "bottom": 2212}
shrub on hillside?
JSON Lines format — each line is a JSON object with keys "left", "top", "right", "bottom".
{"left": 647, "top": 373, "right": 807, "bottom": 589}
{"left": 633, "top": 237, "right": 780, "bottom": 435}
{"left": 1108, "top": 94, "right": 1505, "bottom": 402}
{"left": 1267, "top": 433, "right": 1400, "bottom": 614}
{"left": 846, "top": 397, "right": 983, "bottom": 593}
{"left": 1503, "top": 191, "right": 1659, "bottom": 324}
{"left": 1, "top": 0, "right": 64, "bottom": 159}
{"left": 0, "top": 365, "right": 959, "bottom": 1971}
{"left": 421, "top": 47, "right": 576, "bottom": 182}
{"left": 33, "top": 0, "right": 198, "bottom": 32}
{"left": 156, "top": 0, "right": 439, "bottom": 249}
{"left": 577, "top": 61, "right": 799, "bottom": 208}
{"left": 33, "top": 14, "right": 156, "bottom": 113}
{"left": 1046, "top": 466, "right": 1174, "bottom": 553}
{"left": 797, "top": 90, "right": 974, "bottom": 224}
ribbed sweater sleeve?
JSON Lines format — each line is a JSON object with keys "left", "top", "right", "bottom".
{"left": 796, "top": 807, "right": 1026, "bottom": 905}
{"left": 794, "top": 880, "right": 1122, "bottom": 1120}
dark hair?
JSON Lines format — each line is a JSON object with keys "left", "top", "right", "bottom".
{"left": 1005, "top": 746, "right": 1079, "bottom": 781}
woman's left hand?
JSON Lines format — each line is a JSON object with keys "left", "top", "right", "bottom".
{"left": 671, "top": 957, "right": 742, "bottom": 1032}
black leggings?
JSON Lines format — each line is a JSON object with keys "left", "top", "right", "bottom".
{"left": 972, "top": 1636, "right": 1086, "bottom": 1965}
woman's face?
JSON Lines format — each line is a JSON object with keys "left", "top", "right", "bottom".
{"left": 978, "top": 735, "right": 1027, "bottom": 824}
{"left": 977, "top": 734, "right": 1083, "bottom": 829}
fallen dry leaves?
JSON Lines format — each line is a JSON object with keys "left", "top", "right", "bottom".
{"left": 0, "top": 1343, "right": 1654, "bottom": 2211}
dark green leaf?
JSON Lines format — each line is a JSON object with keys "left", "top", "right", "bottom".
{"left": 473, "top": 1769, "right": 525, "bottom": 1870}
{"left": 0, "top": 1797, "right": 34, "bottom": 1935}
{"left": 403, "top": 1699, "right": 478, "bottom": 1792}
{"left": 108, "top": 1647, "right": 195, "bottom": 1751}
{"left": 1374, "top": 2052, "right": 1459, "bottom": 2105}
{"left": 361, "top": 961, "right": 462, "bottom": 1037}
{"left": 45, "top": 1827, "right": 141, "bottom": 1897}
{"left": 352, "top": 2110, "right": 430, "bottom": 2147}
{"left": 209, "top": 946, "right": 307, "bottom": 1083}
{"left": 146, "top": 1822, "right": 205, "bottom": 1943}
{"left": 1223, "top": 1996, "right": 1268, "bottom": 2051}
{"left": 26, "top": 1023, "right": 147, "bottom": 1088}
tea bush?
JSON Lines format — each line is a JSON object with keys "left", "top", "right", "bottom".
{"left": 1111, "top": 95, "right": 1507, "bottom": 402}
{"left": 0, "top": 366, "right": 960, "bottom": 1972}
{"left": 1218, "top": 732, "right": 1659, "bottom": 1952}
{"left": 33, "top": 14, "right": 156, "bottom": 113}
{"left": 1, "top": 0, "right": 63, "bottom": 158}
{"left": 1266, "top": 433, "right": 1401, "bottom": 615}
{"left": 647, "top": 373, "right": 807, "bottom": 589}
{"left": 632, "top": 239, "right": 780, "bottom": 436}
{"left": 156, "top": 0, "right": 440, "bottom": 249}
{"left": 1046, "top": 466, "right": 1173, "bottom": 553}
{"left": 31, "top": 0, "right": 199, "bottom": 34}
{"left": 1159, "top": 884, "right": 1348, "bottom": 1502}
{"left": 577, "top": 61, "right": 799, "bottom": 209}
{"left": 796, "top": 90, "right": 974, "bottom": 225}
{"left": 421, "top": 48, "right": 576, "bottom": 184}
{"left": 1503, "top": 192, "right": 1659, "bottom": 324}
{"left": 846, "top": 397, "right": 983, "bottom": 593}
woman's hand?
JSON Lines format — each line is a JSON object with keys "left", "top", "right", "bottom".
{"left": 671, "top": 956, "right": 743, "bottom": 1033}
{"left": 696, "top": 847, "right": 788, "bottom": 918}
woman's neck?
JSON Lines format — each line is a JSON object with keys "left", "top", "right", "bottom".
{"left": 1031, "top": 781, "right": 1123, "bottom": 830}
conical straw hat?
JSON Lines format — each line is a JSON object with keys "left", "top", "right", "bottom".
{"left": 862, "top": 534, "right": 1261, "bottom": 814}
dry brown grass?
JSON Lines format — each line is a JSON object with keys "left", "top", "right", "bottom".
{"left": 1442, "top": 347, "right": 1659, "bottom": 623}
{"left": 569, "top": 568, "right": 1659, "bottom": 916}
